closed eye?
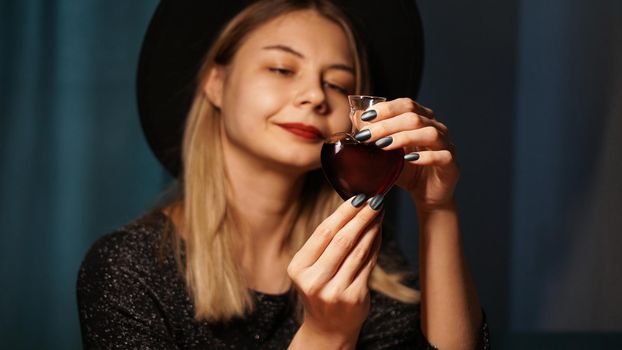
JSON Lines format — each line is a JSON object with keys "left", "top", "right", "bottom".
{"left": 268, "top": 67, "right": 294, "bottom": 76}
{"left": 324, "top": 81, "right": 349, "bottom": 95}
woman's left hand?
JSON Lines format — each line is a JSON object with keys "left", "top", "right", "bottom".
{"left": 353, "top": 98, "right": 459, "bottom": 211}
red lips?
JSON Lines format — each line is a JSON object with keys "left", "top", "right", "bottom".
{"left": 277, "top": 123, "right": 325, "bottom": 140}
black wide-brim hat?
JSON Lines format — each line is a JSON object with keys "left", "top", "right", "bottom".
{"left": 137, "top": 0, "right": 424, "bottom": 177}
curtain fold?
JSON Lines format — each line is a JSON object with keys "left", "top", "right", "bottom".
{"left": 1, "top": 1, "right": 162, "bottom": 348}
{"left": 511, "top": 0, "right": 622, "bottom": 330}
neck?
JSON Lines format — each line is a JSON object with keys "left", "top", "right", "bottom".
{"left": 221, "top": 128, "right": 308, "bottom": 294}
{"left": 221, "top": 130, "right": 306, "bottom": 258}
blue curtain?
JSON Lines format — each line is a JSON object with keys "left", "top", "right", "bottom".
{"left": 398, "top": 0, "right": 622, "bottom": 338}
{"left": 510, "top": 0, "right": 622, "bottom": 331}
{"left": 0, "top": 1, "right": 161, "bottom": 349}
{"left": 1, "top": 0, "right": 621, "bottom": 349}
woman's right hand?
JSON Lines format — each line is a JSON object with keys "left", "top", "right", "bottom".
{"left": 287, "top": 194, "right": 384, "bottom": 348}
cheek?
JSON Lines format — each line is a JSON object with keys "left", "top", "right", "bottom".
{"left": 221, "top": 73, "right": 286, "bottom": 134}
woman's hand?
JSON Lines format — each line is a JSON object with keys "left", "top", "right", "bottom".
{"left": 353, "top": 98, "right": 459, "bottom": 211}
{"left": 287, "top": 194, "right": 384, "bottom": 348}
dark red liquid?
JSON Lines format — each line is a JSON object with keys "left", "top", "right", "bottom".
{"left": 321, "top": 133, "right": 404, "bottom": 200}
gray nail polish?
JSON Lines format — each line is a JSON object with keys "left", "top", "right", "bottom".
{"left": 404, "top": 152, "right": 420, "bottom": 161}
{"left": 369, "top": 194, "right": 385, "bottom": 211}
{"left": 351, "top": 193, "right": 367, "bottom": 208}
{"left": 361, "top": 110, "right": 377, "bottom": 121}
{"left": 375, "top": 136, "right": 393, "bottom": 148}
{"left": 354, "top": 129, "right": 371, "bottom": 141}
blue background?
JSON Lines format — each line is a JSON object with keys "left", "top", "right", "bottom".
{"left": 1, "top": 0, "right": 621, "bottom": 348}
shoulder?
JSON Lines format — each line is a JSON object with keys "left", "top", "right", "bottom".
{"left": 76, "top": 210, "right": 185, "bottom": 323}
{"left": 76, "top": 210, "right": 187, "bottom": 347}
{"left": 77, "top": 210, "right": 172, "bottom": 290}
{"left": 84, "top": 210, "right": 169, "bottom": 262}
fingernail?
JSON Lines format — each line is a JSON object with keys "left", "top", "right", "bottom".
{"left": 351, "top": 193, "right": 367, "bottom": 208}
{"left": 375, "top": 136, "right": 393, "bottom": 148}
{"left": 404, "top": 152, "right": 420, "bottom": 161}
{"left": 369, "top": 194, "right": 385, "bottom": 211}
{"left": 361, "top": 110, "right": 377, "bottom": 121}
{"left": 354, "top": 129, "right": 371, "bottom": 142}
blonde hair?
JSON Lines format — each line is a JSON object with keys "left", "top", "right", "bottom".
{"left": 158, "top": 0, "right": 419, "bottom": 322}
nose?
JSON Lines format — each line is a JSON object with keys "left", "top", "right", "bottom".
{"left": 294, "top": 77, "right": 329, "bottom": 115}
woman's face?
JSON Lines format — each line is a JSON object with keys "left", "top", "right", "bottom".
{"left": 206, "top": 9, "right": 355, "bottom": 174}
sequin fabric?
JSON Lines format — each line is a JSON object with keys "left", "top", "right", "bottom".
{"left": 77, "top": 210, "right": 489, "bottom": 349}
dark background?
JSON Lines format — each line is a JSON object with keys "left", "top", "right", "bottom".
{"left": 1, "top": 0, "right": 621, "bottom": 348}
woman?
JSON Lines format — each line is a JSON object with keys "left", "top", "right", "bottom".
{"left": 77, "top": 0, "right": 489, "bottom": 348}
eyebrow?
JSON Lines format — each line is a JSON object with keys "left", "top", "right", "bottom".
{"left": 262, "top": 44, "right": 355, "bottom": 74}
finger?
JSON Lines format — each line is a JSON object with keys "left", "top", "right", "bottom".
{"left": 375, "top": 126, "right": 449, "bottom": 151}
{"left": 415, "top": 103, "right": 435, "bottom": 119}
{"left": 305, "top": 195, "right": 384, "bottom": 284}
{"left": 355, "top": 113, "right": 448, "bottom": 144}
{"left": 403, "top": 150, "right": 455, "bottom": 166}
{"left": 328, "top": 212, "right": 383, "bottom": 290}
{"left": 289, "top": 194, "right": 368, "bottom": 271}
{"left": 345, "top": 231, "right": 381, "bottom": 293}
{"left": 360, "top": 98, "right": 435, "bottom": 122}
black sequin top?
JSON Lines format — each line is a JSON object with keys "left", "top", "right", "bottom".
{"left": 77, "top": 210, "right": 489, "bottom": 349}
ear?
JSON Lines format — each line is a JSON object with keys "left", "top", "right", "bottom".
{"left": 203, "top": 65, "right": 226, "bottom": 108}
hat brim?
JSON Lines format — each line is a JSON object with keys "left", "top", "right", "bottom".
{"left": 137, "top": 0, "right": 424, "bottom": 177}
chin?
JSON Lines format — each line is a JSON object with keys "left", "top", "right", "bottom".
{"left": 270, "top": 151, "right": 321, "bottom": 173}
{"left": 259, "top": 130, "right": 323, "bottom": 171}
{"left": 284, "top": 156, "right": 321, "bottom": 172}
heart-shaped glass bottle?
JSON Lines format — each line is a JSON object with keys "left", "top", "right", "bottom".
{"left": 321, "top": 95, "right": 404, "bottom": 200}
